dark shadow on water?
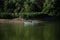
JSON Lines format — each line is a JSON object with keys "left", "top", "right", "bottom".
{"left": 54, "top": 22, "right": 60, "bottom": 40}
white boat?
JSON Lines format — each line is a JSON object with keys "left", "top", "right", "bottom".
{"left": 24, "top": 21, "right": 40, "bottom": 27}
{"left": 24, "top": 21, "right": 32, "bottom": 27}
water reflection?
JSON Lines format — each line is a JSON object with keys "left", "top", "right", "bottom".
{"left": 0, "top": 22, "right": 60, "bottom": 40}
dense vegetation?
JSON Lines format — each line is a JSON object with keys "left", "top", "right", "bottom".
{"left": 0, "top": 0, "right": 60, "bottom": 19}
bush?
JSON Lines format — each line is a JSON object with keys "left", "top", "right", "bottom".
{"left": 21, "top": 13, "right": 52, "bottom": 20}
{"left": 0, "top": 13, "right": 19, "bottom": 19}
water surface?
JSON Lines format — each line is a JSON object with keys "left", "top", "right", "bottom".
{"left": 0, "top": 22, "right": 60, "bottom": 40}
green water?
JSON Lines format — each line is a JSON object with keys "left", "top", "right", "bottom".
{"left": 0, "top": 22, "right": 60, "bottom": 40}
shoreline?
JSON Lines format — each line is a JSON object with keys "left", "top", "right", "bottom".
{"left": 0, "top": 18, "right": 45, "bottom": 24}
{"left": 0, "top": 19, "right": 24, "bottom": 24}
{"left": 0, "top": 17, "right": 59, "bottom": 24}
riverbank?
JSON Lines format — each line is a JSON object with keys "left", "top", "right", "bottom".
{"left": 0, "top": 17, "right": 59, "bottom": 24}
{"left": 0, "top": 18, "right": 45, "bottom": 24}
{"left": 0, "top": 18, "right": 24, "bottom": 24}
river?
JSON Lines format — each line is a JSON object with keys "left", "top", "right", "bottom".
{"left": 0, "top": 21, "right": 60, "bottom": 40}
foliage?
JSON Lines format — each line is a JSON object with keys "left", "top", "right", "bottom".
{"left": 0, "top": 13, "right": 19, "bottom": 19}
{"left": 0, "top": 0, "right": 60, "bottom": 19}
